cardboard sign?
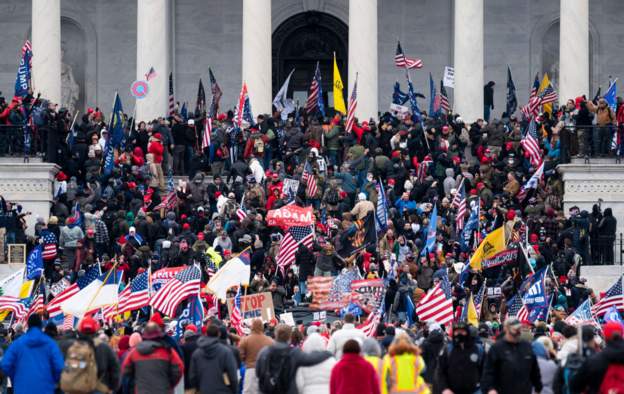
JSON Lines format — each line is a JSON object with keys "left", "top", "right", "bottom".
{"left": 266, "top": 205, "right": 314, "bottom": 228}
{"left": 283, "top": 178, "right": 300, "bottom": 199}
{"left": 280, "top": 312, "right": 295, "bottom": 326}
{"left": 227, "top": 292, "right": 275, "bottom": 322}
{"left": 443, "top": 66, "right": 455, "bottom": 88}
{"left": 7, "top": 244, "right": 26, "bottom": 265}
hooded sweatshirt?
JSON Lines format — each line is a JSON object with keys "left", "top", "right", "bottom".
{"left": 188, "top": 336, "right": 239, "bottom": 394}
{"left": 121, "top": 338, "right": 184, "bottom": 394}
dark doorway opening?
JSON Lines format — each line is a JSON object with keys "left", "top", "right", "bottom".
{"left": 272, "top": 12, "right": 348, "bottom": 112}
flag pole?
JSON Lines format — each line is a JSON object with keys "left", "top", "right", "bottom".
{"left": 80, "top": 260, "right": 120, "bottom": 321}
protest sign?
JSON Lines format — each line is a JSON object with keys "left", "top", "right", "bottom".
{"left": 482, "top": 249, "right": 518, "bottom": 270}
{"left": 226, "top": 291, "right": 274, "bottom": 322}
{"left": 443, "top": 66, "right": 455, "bottom": 88}
{"left": 280, "top": 312, "right": 295, "bottom": 326}
{"left": 266, "top": 205, "right": 314, "bottom": 228}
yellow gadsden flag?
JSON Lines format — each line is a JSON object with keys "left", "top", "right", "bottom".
{"left": 469, "top": 226, "right": 505, "bottom": 271}
{"left": 539, "top": 73, "right": 553, "bottom": 115}
{"left": 333, "top": 54, "right": 347, "bottom": 114}
{"left": 466, "top": 293, "right": 479, "bottom": 326}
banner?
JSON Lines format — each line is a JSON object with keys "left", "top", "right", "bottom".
{"left": 282, "top": 178, "right": 300, "bottom": 200}
{"left": 443, "top": 66, "right": 455, "bottom": 88}
{"left": 266, "top": 205, "right": 314, "bottom": 228}
{"left": 50, "top": 278, "right": 71, "bottom": 297}
{"left": 350, "top": 279, "right": 385, "bottom": 314}
{"left": 482, "top": 249, "right": 518, "bottom": 270}
{"left": 14, "top": 43, "right": 32, "bottom": 98}
{"left": 226, "top": 291, "right": 274, "bottom": 322}
{"left": 151, "top": 266, "right": 185, "bottom": 292}
{"left": 174, "top": 295, "right": 204, "bottom": 339}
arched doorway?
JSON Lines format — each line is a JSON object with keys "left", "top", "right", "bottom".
{"left": 272, "top": 12, "right": 348, "bottom": 111}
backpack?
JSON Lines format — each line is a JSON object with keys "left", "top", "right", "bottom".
{"left": 599, "top": 364, "right": 624, "bottom": 394}
{"left": 259, "top": 346, "right": 292, "bottom": 394}
{"left": 562, "top": 352, "right": 584, "bottom": 394}
{"left": 60, "top": 340, "right": 103, "bottom": 394}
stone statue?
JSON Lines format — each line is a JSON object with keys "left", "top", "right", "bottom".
{"left": 61, "top": 47, "right": 79, "bottom": 113}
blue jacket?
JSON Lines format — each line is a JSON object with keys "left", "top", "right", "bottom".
{"left": 1, "top": 327, "right": 64, "bottom": 394}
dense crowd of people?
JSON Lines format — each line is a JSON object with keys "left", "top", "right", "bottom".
{"left": 0, "top": 84, "right": 623, "bottom": 394}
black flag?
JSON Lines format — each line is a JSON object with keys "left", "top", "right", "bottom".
{"left": 506, "top": 66, "right": 518, "bottom": 117}
{"left": 195, "top": 79, "right": 206, "bottom": 115}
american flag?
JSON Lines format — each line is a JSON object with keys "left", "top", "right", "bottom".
{"left": 439, "top": 80, "right": 450, "bottom": 112}
{"left": 234, "top": 83, "right": 249, "bottom": 128}
{"left": 151, "top": 265, "right": 201, "bottom": 317}
{"left": 305, "top": 62, "right": 324, "bottom": 116}
{"left": 506, "top": 293, "right": 529, "bottom": 322}
{"left": 276, "top": 226, "right": 314, "bottom": 273}
{"left": 394, "top": 41, "right": 423, "bottom": 69}
{"left": 145, "top": 66, "right": 157, "bottom": 82}
{"left": 168, "top": 72, "right": 175, "bottom": 116}
{"left": 522, "top": 74, "right": 541, "bottom": 118}
{"left": 417, "top": 157, "right": 432, "bottom": 182}
{"left": 516, "top": 162, "right": 544, "bottom": 202}
{"left": 236, "top": 208, "right": 248, "bottom": 221}
{"left": 41, "top": 231, "right": 58, "bottom": 261}
{"left": 416, "top": 271, "right": 453, "bottom": 325}
{"left": 309, "top": 269, "right": 360, "bottom": 310}
{"left": 520, "top": 118, "right": 542, "bottom": 168}
{"left": 358, "top": 308, "right": 382, "bottom": 337}
{"left": 593, "top": 275, "right": 623, "bottom": 316}
{"left": 0, "top": 296, "right": 27, "bottom": 319}
{"left": 209, "top": 67, "right": 223, "bottom": 117}
{"left": 566, "top": 299, "right": 600, "bottom": 327}
{"left": 452, "top": 179, "right": 467, "bottom": 231}
{"left": 202, "top": 117, "right": 212, "bottom": 150}
{"left": 21, "top": 40, "right": 32, "bottom": 55}
{"left": 18, "top": 293, "right": 45, "bottom": 325}
{"left": 345, "top": 75, "right": 358, "bottom": 134}
{"left": 153, "top": 191, "right": 177, "bottom": 211}
{"left": 62, "top": 314, "right": 75, "bottom": 331}
{"left": 47, "top": 265, "right": 100, "bottom": 317}
{"left": 302, "top": 161, "right": 317, "bottom": 197}
{"left": 474, "top": 282, "right": 486, "bottom": 318}
{"left": 539, "top": 83, "right": 558, "bottom": 105}
{"left": 230, "top": 287, "right": 244, "bottom": 336}
{"left": 117, "top": 271, "right": 150, "bottom": 313}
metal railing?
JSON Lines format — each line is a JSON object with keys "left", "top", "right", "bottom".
{"left": 0, "top": 125, "right": 44, "bottom": 159}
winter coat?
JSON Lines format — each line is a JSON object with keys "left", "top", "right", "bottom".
{"left": 188, "top": 336, "right": 238, "bottom": 394}
{"left": 148, "top": 139, "right": 164, "bottom": 164}
{"left": 327, "top": 324, "right": 367, "bottom": 359}
{"left": 329, "top": 353, "right": 381, "bottom": 394}
{"left": 571, "top": 338, "right": 624, "bottom": 394}
{"left": 1, "top": 327, "right": 65, "bottom": 394}
{"left": 181, "top": 334, "right": 200, "bottom": 388}
{"left": 481, "top": 339, "right": 542, "bottom": 394}
{"left": 59, "top": 225, "right": 84, "bottom": 248}
{"left": 296, "top": 357, "right": 336, "bottom": 394}
{"left": 587, "top": 101, "right": 616, "bottom": 126}
{"left": 121, "top": 338, "right": 184, "bottom": 394}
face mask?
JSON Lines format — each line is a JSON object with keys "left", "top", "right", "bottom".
{"left": 453, "top": 334, "right": 468, "bottom": 344}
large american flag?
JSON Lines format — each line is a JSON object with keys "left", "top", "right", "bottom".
{"left": 47, "top": 265, "right": 101, "bottom": 317}
{"left": 592, "top": 275, "right": 623, "bottom": 316}
{"left": 230, "top": 287, "right": 244, "bottom": 336}
{"left": 452, "top": 179, "right": 467, "bottom": 231}
{"left": 358, "top": 308, "right": 382, "bottom": 337}
{"left": 202, "top": 117, "right": 212, "bottom": 150}
{"left": 305, "top": 62, "right": 323, "bottom": 115}
{"left": 276, "top": 226, "right": 314, "bottom": 273}
{"left": 151, "top": 265, "right": 201, "bottom": 317}
{"left": 20, "top": 293, "right": 45, "bottom": 324}
{"left": 506, "top": 292, "right": 529, "bottom": 322}
{"left": 520, "top": 118, "right": 542, "bottom": 168}
{"left": 522, "top": 74, "right": 541, "bottom": 118}
{"left": 345, "top": 76, "right": 358, "bottom": 134}
{"left": 117, "top": 271, "right": 150, "bottom": 313}
{"left": 41, "top": 231, "right": 58, "bottom": 261}
{"left": 209, "top": 67, "right": 223, "bottom": 117}
{"left": 540, "top": 83, "right": 558, "bottom": 105}
{"left": 168, "top": 72, "right": 175, "bottom": 116}
{"left": 394, "top": 41, "right": 423, "bottom": 69}
{"left": 0, "top": 296, "right": 27, "bottom": 319}
{"left": 302, "top": 161, "right": 317, "bottom": 197}
{"left": 416, "top": 271, "right": 453, "bottom": 325}
{"left": 439, "top": 80, "right": 450, "bottom": 112}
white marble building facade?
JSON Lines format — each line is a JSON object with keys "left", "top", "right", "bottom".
{"left": 0, "top": 0, "right": 616, "bottom": 122}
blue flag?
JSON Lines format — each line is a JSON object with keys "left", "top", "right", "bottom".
{"left": 109, "top": 93, "right": 124, "bottom": 147}
{"left": 506, "top": 66, "right": 518, "bottom": 116}
{"left": 14, "top": 42, "right": 32, "bottom": 98}
{"left": 429, "top": 73, "right": 436, "bottom": 116}
{"left": 375, "top": 180, "right": 388, "bottom": 233}
{"left": 174, "top": 295, "right": 205, "bottom": 339}
{"left": 521, "top": 268, "right": 548, "bottom": 308}
{"left": 604, "top": 80, "right": 617, "bottom": 112}
{"left": 103, "top": 143, "right": 114, "bottom": 176}
{"left": 421, "top": 204, "right": 438, "bottom": 256}
{"left": 26, "top": 245, "right": 43, "bottom": 280}
{"left": 406, "top": 74, "right": 422, "bottom": 123}
{"left": 392, "top": 82, "right": 409, "bottom": 105}
{"left": 460, "top": 200, "right": 480, "bottom": 252}
{"left": 315, "top": 64, "right": 326, "bottom": 118}
{"left": 180, "top": 102, "right": 188, "bottom": 121}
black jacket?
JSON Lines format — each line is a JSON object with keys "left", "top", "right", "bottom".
{"left": 571, "top": 338, "right": 624, "bottom": 394}
{"left": 188, "top": 336, "right": 238, "bottom": 394}
{"left": 181, "top": 334, "right": 200, "bottom": 388}
{"left": 255, "top": 342, "right": 331, "bottom": 394}
{"left": 481, "top": 338, "right": 542, "bottom": 394}
{"left": 436, "top": 341, "right": 484, "bottom": 394}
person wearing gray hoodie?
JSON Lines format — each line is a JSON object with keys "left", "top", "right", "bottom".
{"left": 188, "top": 324, "right": 239, "bottom": 394}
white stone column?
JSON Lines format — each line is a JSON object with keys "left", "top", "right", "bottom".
{"left": 349, "top": 0, "right": 378, "bottom": 120}
{"left": 31, "top": 0, "right": 61, "bottom": 105}
{"left": 559, "top": 0, "right": 589, "bottom": 101}
{"left": 453, "top": 0, "right": 484, "bottom": 123}
{"left": 136, "top": 0, "right": 171, "bottom": 122}
{"left": 242, "top": 0, "right": 272, "bottom": 115}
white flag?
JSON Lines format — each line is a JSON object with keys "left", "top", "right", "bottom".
{"left": 273, "top": 68, "right": 296, "bottom": 120}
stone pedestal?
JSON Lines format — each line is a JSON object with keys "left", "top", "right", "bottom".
{"left": 559, "top": 0, "right": 589, "bottom": 101}
{"left": 136, "top": 0, "right": 171, "bottom": 122}
{"left": 0, "top": 159, "right": 59, "bottom": 236}
{"left": 32, "top": 0, "right": 62, "bottom": 105}
{"left": 349, "top": 0, "right": 378, "bottom": 120}
{"left": 453, "top": 0, "right": 483, "bottom": 123}
{"left": 242, "top": 0, "right": 272, "bottom": 115}
{"left": 559, "top": 160, "right": 624, "bottom": 236}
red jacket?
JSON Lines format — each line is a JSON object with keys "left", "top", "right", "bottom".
{"left": 330, "top": 353, "right": 381, "bottom": 394}
{"left": 148, "top": 140, "right": 164, "bottom": 164}
{"left": 122, "top": 340, "right": 184, "bottom": 393}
